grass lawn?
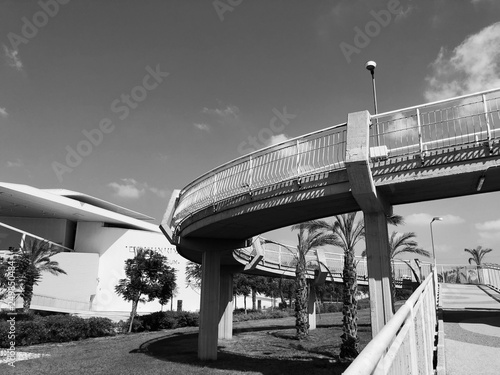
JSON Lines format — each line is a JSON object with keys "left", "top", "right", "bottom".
{"left": 5, "top": 309, "right": 373, "bottom": 375}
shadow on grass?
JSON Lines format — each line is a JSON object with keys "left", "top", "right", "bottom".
{"left": 133, "top": 325, "right": 354, "bottom": 375}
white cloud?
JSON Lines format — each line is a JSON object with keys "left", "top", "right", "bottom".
{"left": 202, "top": 105, "right": 240, "bottom": 121}
{"left": 194, "top": 123, "right": 210, "bottom": 132}
{"left": 475, "top": 219, "right": 500, "bottom": 231}
{"left": 0, "top": 108, "right": 8, "bottom": 118}
{"left": 405, "top": 213, "right": 465, "bottom": 226}
{"left": 477, "top": 231, "right": 500, "bottom": 242}
{"left": 475, "top": 219, "right": 500, "bottom": 246}
{"left": 6, "top": 159, "right": 23, "bottom": 168}
{"left": 3, "top": 45, "right": 23, "bottom": 71}
{"left": 108, "top": 178, "right": 145, "bottom": 199}
{"left": 148, "top": 186, "right": 170, "bottom": 199}
{"left": 108, "top": 178, "right": 170, "bottom": 199}
{"left": 424, "top": 22, "right": 500, "bottom": 101}
{"left": 263, "top": 133, "right": 290, "bottom": 148}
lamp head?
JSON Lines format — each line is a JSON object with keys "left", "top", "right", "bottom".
{"left": 431, "top": 217, "right": 443, "bottom": 223}
{"left": 365, "top": 60, "right": 377, "bottom": 72}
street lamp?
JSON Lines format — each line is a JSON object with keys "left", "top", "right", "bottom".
{"left": 430, "top": 217, "right": 443, "bottom": 268}
{"left": 365, "top": 60, "right": 378, "bottom": 115}
{"left": 365, "top": 60, "right": 379, "bottom": 146}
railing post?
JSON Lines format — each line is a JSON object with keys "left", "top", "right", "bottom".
{"left": 482, "top": 94, "right": 493, "bottom": 152}
{"left": 212, "top": 173, "right": 218, "bottom": 210}
{"left": 417, "top": 108, "right": 425, "bottom": 159}
{"left": 248, "top": 156, "right": 253, "bottom": 188}
{"left": 408, "top": 307, "right": 419, "bottom": 374}
{"left": 296, "top": 140, "right": 301, "bottom": 177}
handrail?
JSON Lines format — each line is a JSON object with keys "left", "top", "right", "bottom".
{"left": 371, "top": 86, "right": 500, "bottom": 120}
{"left": 171, "top": 87, "right": 500, "bottom": 231}
{"left": 236, "top": 241, "right": 433, "bottom": 283}
{"left": 343, "top": 271, "right": 437, "bottom": 375}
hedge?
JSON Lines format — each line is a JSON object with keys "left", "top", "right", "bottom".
{"left": 0, "top": 315, "right": 116, "bottom": 348}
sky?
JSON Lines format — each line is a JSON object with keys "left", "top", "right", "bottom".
{"left": 1, "top": 0, "right": 500, "bottom": 265}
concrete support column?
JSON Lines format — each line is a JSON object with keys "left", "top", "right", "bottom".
{"left": 218, "top": 267, "right": 234, "bottom": 340}
{"left": 308, "top": 282, "right": 317, "bottom": 330}
{"left": 346, "top": 110, "right": 394, "bottom": 337}
{"left": 364, "top": 212, "right": 394, "bottom": 333}
{"left": 198, "top": 250, "right": 221, "bottom": 360}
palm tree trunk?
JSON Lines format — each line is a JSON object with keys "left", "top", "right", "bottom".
{"left": 295, "top": 252, "right": 309, "bottom": 339}
{"left": 340, "top": 249, "right": 359, "bottom": 359}
{"left": 22, "top": 279, "right": 35, "bottom": 313}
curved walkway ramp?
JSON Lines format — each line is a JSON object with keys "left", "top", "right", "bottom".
{"left": 160, "top": 87, "right": 500, "bottom": 360}
{"left": 438, "top": 283, "right": 500, "bottom": 375}
{"left": 235, "top": 238, "right": 432, "bottom": 287}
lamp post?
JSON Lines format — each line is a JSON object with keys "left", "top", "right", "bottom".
{"left": 430, "top": 217, "right": 443, "bottom": 270}
{"left": 365, "top": 60, "right": 379, "bottom": 146}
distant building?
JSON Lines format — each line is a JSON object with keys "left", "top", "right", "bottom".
{"left": 0, "top": 182, "right": 200, "bottom": 320}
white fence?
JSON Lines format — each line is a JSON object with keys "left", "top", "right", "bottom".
{"left": 343, "top": 272, "right": 437, "bottom": 375}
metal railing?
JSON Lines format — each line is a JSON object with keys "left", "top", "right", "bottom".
{"left": 171, "top": 88, "right": 500, "bottom": 230}
{"left": 371, "top": 88, "right": 500, "bottom": 159}
{"left": 172, "top": 124, "right": 347, "bottom": 227}
{"left": 343, "top": 271, "right": 437, "bottom": 375}
{"left": 236, "top": 240, "right": 432, "bottom": 284}
{"left": 481, "top": 263, "right": 500, "bottom": 290}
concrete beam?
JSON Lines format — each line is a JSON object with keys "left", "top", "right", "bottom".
{"left": 244, "top": 237, "right": 264, "bottom": 271}
{"left": 314, "top": 248, "right": 328, "bottom": 285}
{"left": 218, "top": 267, "right": 234, "bottom": 340}
{"left": 198, "top": 250, "right": 221, "bottom": 360}
{"left": 159, "top": 189, "right": 181, "bottom": 243}
{"left": 346, "top": 110, "right": 394, "bottom": 336}
{"left": 345, "top": 111, "right": 392, "bottom": 216}
{"left": 364, "top": 212, "right": 394, "bottom": 333}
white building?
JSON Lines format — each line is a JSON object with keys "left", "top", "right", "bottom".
{"left": 0, "top": 182, "right": 200, "bottom": 320}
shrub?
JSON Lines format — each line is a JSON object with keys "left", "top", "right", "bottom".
{"left": 85, "top": 317, "right": 116, "bottom": 337}
{"left": 232, "top": 309, "right": 291, "bottom": 322}
{"left": 0, "top": 319, "right": 50, "bottom": 347}
{"left": 317, "top": 302, "right": 343, "bottom": 313}
{"left": 0, "top": 310, "right": 36, "bottom": 321}
{"left": 43, "top": 315, "right": 87, "bottom": 342}
{"left": 137, "top": 311, "right": 200, "bottom": 332}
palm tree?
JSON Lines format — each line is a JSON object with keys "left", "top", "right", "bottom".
{"left": 289, "top": 222, "right": 339, "bottom": 339}
{"left": 305, "top": 213, "right": 365, "bottom": 359}
{"left": 464, "top": 246, "right": 492, "bottom": 265}
{"left": 12, "top": 237, "right": 67, "bottom": 313}
{"left": 464, "top": 246, "right": 492, "bottom": 283}
{"left": 363, "top": 231, "right": 429, "bottom": 297}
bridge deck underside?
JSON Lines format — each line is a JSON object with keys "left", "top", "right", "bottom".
{"left": 177, "top": 145, "right": 500, "bottom": 267}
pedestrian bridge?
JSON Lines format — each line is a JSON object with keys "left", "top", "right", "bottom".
{"left": 162, "top": 87, "right": 500, "bottom": 262}
{"left": 160, "top": 87, "right": 500, "bottom": 361}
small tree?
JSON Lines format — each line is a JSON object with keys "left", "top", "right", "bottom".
{"left": 185, "top": 261, "right": 202, "bottom": 289}
{"left": 115, "top": 248, "right": 176, "bottom": 333}
{"left": 12, "top": 237, "right": 66, "bottom": 313}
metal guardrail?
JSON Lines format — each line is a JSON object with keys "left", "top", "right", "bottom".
{"left": 236, "top": 240, "right": 432, "bottom": 284}
{"left": 171, "top": 88, "right": 500, "bottom": 231}
{"left": 481, "top": 263, "right": 500, "bottom": 290}
{"left": 437, "top": 263, "right": 500, "bottom": 288}
{"left": 343, "top": 271, "right": 437, "bottom": 375}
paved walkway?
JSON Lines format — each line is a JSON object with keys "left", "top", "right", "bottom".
{"left": 439, "top": 284, "right": 500, "bottom": 375}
